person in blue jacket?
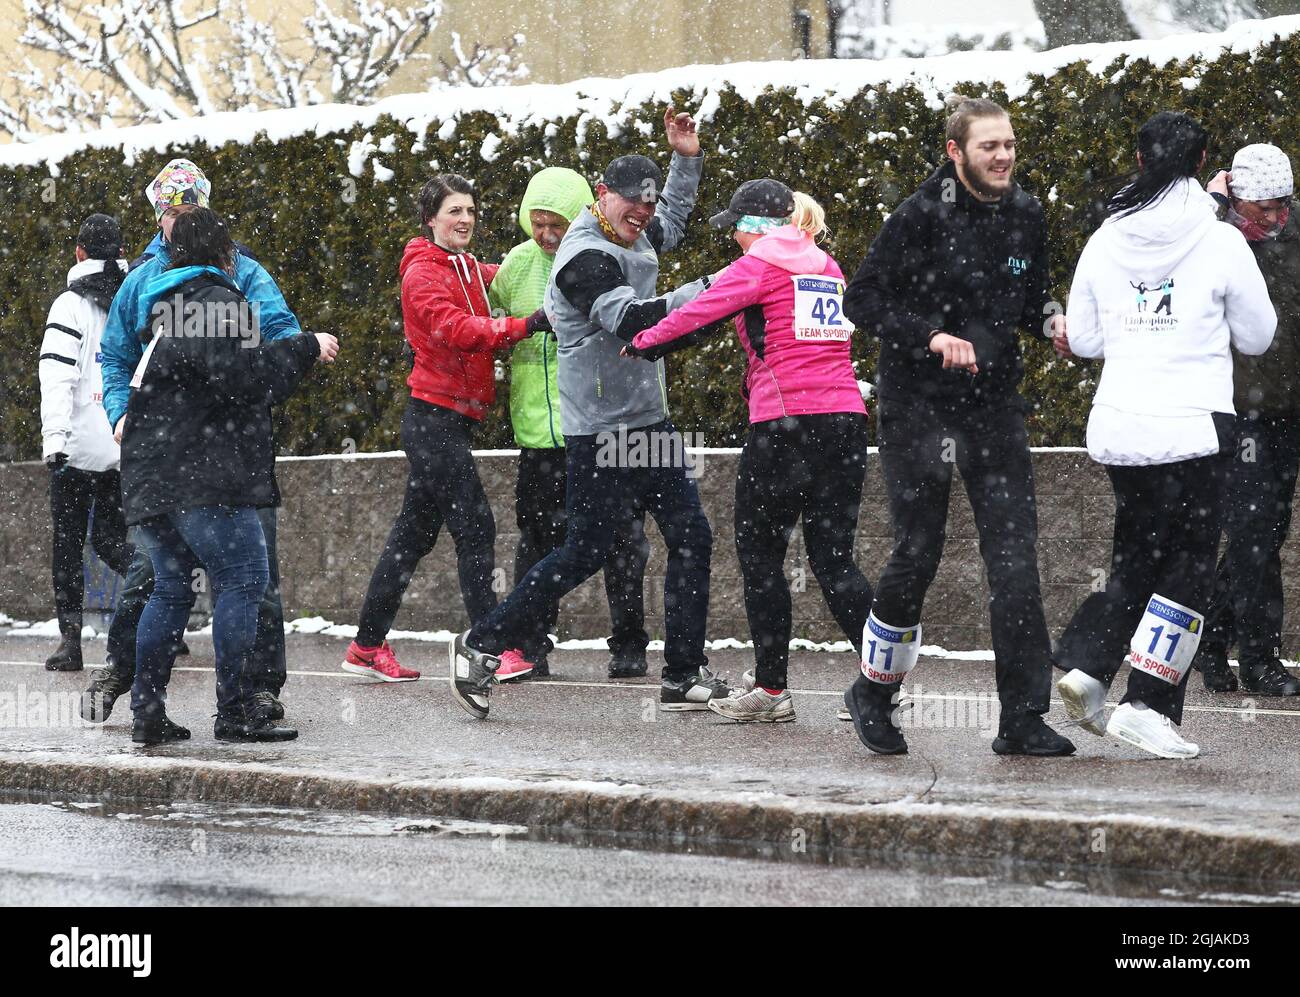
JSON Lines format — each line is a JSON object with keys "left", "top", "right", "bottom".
{"left": 82, "top": 159, "right": 303, "bottom": 727}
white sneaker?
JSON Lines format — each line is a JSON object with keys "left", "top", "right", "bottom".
{"left": 743, "top": 667, "right": 853, "bottom": 720}
{"left": 1057, "top": 668, "right": 1108, "bottom": 737}
{"left": 1105, "top": 701, "right": 1200, "bottom": 759}
{"left": 708, "top": 686, "right": 795, "bottom": 723}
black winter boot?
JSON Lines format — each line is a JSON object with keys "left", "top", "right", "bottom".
{"left": 844, "top": 675, "right": 907, "bottom": 755}
{"left": 993, "top": 711, "right": 1076, "bottom": 756}
{"left": 45, "top": 635, "right": 83, "bottom": 672}
{"left": 1240, "top": 660, "right": 1300, "bottom": 697}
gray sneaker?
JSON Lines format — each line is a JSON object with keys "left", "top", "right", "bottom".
{"left": 449, "top": 631, "right": 499, "bottom": 720}
{"left": 742, "top": 667, "right": 851, "bottom": 721}
{"left": 708, "top": 686, "right": 795, "bottom": 723}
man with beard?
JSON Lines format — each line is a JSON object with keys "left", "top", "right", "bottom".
{"left": 841, "top": 95, "right": 1075, "bottom": 758}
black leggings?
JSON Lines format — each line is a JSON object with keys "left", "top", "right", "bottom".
{"left": 515, "top": 447, "right": 650, "bottom": 658}
{"left": 49, "top": 465, "right": 133, "bottom": 639}
{"left": 735, "top": 413, "right": 874, "bottom": 689}
{"left": 1056, "top": 448, "right": 1232, "bottom": 725}
{"left": 356, "top": 398, "right": 496, "bottom": 646}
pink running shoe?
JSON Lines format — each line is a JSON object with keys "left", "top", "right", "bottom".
{"left": 496, "top": 649, "right": 534, "bottom": 682}
{"left": 341, "top": 640, "right": 421, "bottom": 682}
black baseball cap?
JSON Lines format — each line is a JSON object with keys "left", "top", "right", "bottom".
{"left": 709, "top": 178, "right": 796, "bottom": 229}
{"left": 601, "top": 155, "right": 664, "bottom": 203}
{"left": 77, "top": 213, "right": 123, "bottom": 259}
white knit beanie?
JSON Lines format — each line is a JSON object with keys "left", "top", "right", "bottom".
{"left": 1230, "top": 143, "right": 1293, "bottom": 202}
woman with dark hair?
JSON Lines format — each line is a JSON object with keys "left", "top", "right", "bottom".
{"left": 122, "top": 207, "right": 334, "bottom": 744}
{"left": 342, "top": 174, "right": 547, "bottom": 682}
{"left": 1054, "top": 111, "right": 1276, "bottom": 758}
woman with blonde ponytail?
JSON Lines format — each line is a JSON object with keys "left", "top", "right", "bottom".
{"left": 626, "top": 178, "right": 874, "bottom": 724}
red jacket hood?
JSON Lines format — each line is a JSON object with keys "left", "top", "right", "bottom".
{"left": 400, "top": 236, "right": 482, "bottom": 280}
{"left": 746, "top": 225, "right": 829, "bottom": 274}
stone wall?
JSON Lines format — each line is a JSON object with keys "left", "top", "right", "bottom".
{"left": 0, "top": 448, "right": 1257, "bottom": 650}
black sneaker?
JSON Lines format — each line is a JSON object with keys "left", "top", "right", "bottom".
{"left": 45, "top": 636, "right": 83, "bottom": 672}
{"left": 252, "top": 691, "right": 285, "bottom": 719}
{"left": 660, "top": 666, "right": 729, "bottom": 711}
{"left": 1240, "top": 660, "right": 1300, "bottom": 697}
{"left": 992, "top": 711, "right": 1076, "bottom": 756}
{"left": 132, "top": 714, "right": 192, "bottom": 745}
{"left": 173, "top": 639, "right": 191, "bottom": 657}
{"left": 1196, "top": 647, "right": 1238, "bottom": 692}
{"left": 81, "top": 661, "right": 134, "bottom": 723}
{"left": 843, "top": 675, "right": 907, "bottom": 755}
{"left": 608, "top": 648, "right": 648, "bottom": 679}
{"left": 449, "top": 631, "right": 499, "bottom": 720}
{"left": 214, "top": 715, "right": 298, "bottom": 742}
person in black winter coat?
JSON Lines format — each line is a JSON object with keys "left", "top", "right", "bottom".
{"left": 841, "top": 95, "right": 1074, "bottom": 758}
{"left": 120, "top": 207, "right": 337, "bottom": 745}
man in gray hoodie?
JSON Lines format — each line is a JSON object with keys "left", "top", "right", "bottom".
{"left": 450, "top": 107, "right": 728, "bottom": 719}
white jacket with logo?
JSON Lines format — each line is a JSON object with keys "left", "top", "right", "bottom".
{"left": 38, "top": 259, "right": 126, "bottom": 472}
{"left": 1066, "top": 178, "right": 1276, "bottom": 466}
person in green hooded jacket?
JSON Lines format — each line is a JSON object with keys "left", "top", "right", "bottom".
{"left": 489, "top": 167, "right": 650, "bottom": 678}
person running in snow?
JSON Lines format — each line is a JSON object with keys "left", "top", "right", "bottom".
{"left": 121, "top": 207, "right": 335, "bottom": 744}
{"left": 1055, "top": 112, "right": 1276, "bottom": 759}
{"left": 86, "top": 159, "right": 302, "bottom": 727}
{"left": 626, "top": 180, "right": 873, "bottom": 724}
{"left": 341, "top": 174, "right": 546, "bottom": 683}
{"left": 1190, "top": 143, "right": 1300, "bottom": 697}
{"left": 449, "top": 107, "right": 731, "bottom": 720}
{"left": 489, "top": 167, "right": 651, "bottom": 680}
{"left": 39, "top": 214, "right": 134, "bottom": 673}
{"left": 841, "top": 95, "right": 1074, "bottom": 758}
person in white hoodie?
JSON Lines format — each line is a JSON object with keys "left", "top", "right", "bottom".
{"left": 39, "top": 214, "right": 133, "bottom": 672}
{"left": 1053, "top": 112, "right": 1277, "bottom": 759}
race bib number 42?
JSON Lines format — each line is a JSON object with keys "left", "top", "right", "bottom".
{"left": 792, "top": 275, "right": 853, "bottom": 342}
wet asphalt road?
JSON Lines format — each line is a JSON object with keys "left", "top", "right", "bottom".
{"left": 2, "top": 633, "right": 1298, "bottom": 835}
{"left": 1, "top": 796, "right": 1287, "bottom": 906}
{"left": 2, "top": 632, "right": 1300, "bottom": 905}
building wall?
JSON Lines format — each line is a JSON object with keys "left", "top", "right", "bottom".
{"left": 0, "top": 0, "right": 834, "bottom": 137}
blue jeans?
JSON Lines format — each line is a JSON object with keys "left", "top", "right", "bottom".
{"left": 469, "top": 421, "right": 712, "bottom": 680}
{"left": 106, "top": 507, "right": 285, "bottom": 693}
{"left": 132, "top": 506, "right": 270, "bottom": 721}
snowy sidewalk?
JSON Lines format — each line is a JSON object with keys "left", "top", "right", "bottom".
{"left": 1, "top": 631, "right": 1299, "bottom": 886}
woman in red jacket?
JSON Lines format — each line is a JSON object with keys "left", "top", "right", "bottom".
{"left": 343, "top": 175, "right": 544, "bottom": 682}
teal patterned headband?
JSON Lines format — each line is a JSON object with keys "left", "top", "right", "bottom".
{"left": 735, "top": 214, "right": 790, "bottom": 234}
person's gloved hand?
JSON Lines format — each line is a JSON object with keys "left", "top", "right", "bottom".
{"left": 525, "top": 308, "right": 551, "bottom": 335}
{"left": 46, "top": 452, "right": 68, "bottom": 470}
{"left": 621, "top": 340, "right": 667, "bottom": 361}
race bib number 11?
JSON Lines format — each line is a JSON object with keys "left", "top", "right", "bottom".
{"left": 792, "top": 275, "right": 853, "bottom": 342}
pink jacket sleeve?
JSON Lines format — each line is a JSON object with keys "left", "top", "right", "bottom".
{"left": 632, "top": 255, "right": 767, "bottom": 351}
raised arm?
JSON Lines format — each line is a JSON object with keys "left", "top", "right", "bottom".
{"left": 1222, "top": 230, "right": 1277, "bottom": 356}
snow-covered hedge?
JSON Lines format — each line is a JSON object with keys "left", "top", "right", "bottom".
{"left": 3, "top": 16, "right": 1299, "bottom": 458}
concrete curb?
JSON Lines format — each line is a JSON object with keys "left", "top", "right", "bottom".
{"left": 3, "top": 752, "right": 1298, "bottom": 885}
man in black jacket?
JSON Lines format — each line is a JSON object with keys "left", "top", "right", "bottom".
{"left": 842, "top": 96, "right": 1073, "bottom": 757}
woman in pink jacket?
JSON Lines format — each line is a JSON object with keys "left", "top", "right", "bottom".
{"left": 628, "top": 179, "right": 873, "bottom": 724}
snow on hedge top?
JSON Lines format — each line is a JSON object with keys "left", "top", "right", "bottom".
{"left": 3, "top": 14, "right": 1298, "bottom": 174}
